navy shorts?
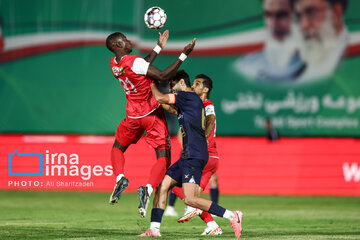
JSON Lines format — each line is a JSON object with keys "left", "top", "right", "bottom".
{"left": 166, "top": 157, "right": 207, "bottom": 187}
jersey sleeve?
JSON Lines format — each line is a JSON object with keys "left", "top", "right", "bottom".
{"left": 131, "top": 57, "right": 150, "bottom": 75}
{"left": 174, "top": 92, "right": 185, "bottom": 109}
{"left": 205, "top": 104, "right": 215, "bottom": 116}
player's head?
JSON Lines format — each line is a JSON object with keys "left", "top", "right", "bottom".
{"left": 292, "top": 0, "right": 347, "bottom": 65}
{"left": 106, "top": 32, "right": 133, "bottom": 54}
{"left": 170, "top": 70, "right": 191, "bottom": 93}
{"left": 262, "top": 0, "right": 293, "bottom": 41}
{"left": 192, "top": 74, "right": 213, "bottom": 99}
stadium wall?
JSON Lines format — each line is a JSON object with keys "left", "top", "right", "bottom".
{"left": 1, "top": 135, "right": 359, "bottom": 196}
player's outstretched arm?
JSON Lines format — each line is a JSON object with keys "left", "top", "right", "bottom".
{"left": 151, "top": 83, "right": 175, "bottom": 105}
{"left": 144, "top": 30, "right": 169, "bottom": 64}
{"left": 161, "top": 104, "right": 178, "bottom": 115}
{"left": 146, "top": 38, "right": 196, "bottom": 82}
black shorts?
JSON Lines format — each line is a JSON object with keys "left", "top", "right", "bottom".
{"left": 166, "top": 157, "right": 207, "bottom": 187}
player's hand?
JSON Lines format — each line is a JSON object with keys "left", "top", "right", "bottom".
{"left": 157, "top": 30, "right": 169, "bottom": 49}
{"left": 183, "top": 38, "right": 196, "bottom": 55}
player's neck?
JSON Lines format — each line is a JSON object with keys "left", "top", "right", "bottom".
{"left": 115, "top": 52, "right": 127, "bottom": 62}
{"left": 199, "top": 93, "right": 207, "bottom": 101}
{"left": 184, "top": 87, "right": 192, "bottom": 92}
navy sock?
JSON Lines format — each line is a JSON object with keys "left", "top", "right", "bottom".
{"left": 168, "top": 191, "right": 177, "bottom": 206}
{"left": 210, "top": 187, "right": 219, "bottom": 204}
{"left": 151, "top": 208, "right": 164, "bottom": 223}
{"left": 208, "top": 202, "right": 226, "bottom": 217}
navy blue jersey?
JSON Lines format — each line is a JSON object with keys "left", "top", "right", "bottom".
{"left": 175, "top": 91, "right": 208, "bottom": 160}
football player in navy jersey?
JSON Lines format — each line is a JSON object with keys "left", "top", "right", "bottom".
{"left": 139, "top": 70, "right": 243, "bottom": 238}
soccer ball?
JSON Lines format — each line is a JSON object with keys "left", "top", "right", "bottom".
{"left": 144, "top": 6, "right": 167, "bottom": 29}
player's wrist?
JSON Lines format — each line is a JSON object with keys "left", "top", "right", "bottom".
{"left": 153, "top": 45, "right": 162, "bottom": 54}
{"left": 179, "top": 53, "right": 187, "bottom": 62}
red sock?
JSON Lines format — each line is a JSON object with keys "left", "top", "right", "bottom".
{"left": 172, "top": 186, "right": 184, "bottom": 200}
{"left": 200, "top": 211, "right": 214, "bottom": 223}
{"left": 111, "top": 147, "right": 125, "bottom": 176}
{"left": 148, "top": 157, "right": 170, "bottom": 188}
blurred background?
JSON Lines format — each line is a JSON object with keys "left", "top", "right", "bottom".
{"left": 0, "top": 0, "right": 359, "bottom": 195}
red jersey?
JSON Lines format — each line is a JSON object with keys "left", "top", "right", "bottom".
{"left": 110, "top": 55, "right": 159, "bottom": 118}
{"left": 203, "top": 99, "right": 218, "bottom": 157}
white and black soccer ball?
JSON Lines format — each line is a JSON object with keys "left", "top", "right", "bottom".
{"left": 144, "top": 6, "right": 167, "bottom": 29}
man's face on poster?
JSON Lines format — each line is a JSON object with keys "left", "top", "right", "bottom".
{"left": 295, "top": 0, "right": 344, "bottom": 65}
{"left": 263, "top": 0, "right": 293, "bottom": 41}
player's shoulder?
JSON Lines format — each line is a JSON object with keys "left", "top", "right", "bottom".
{"left": 203, "top": 99, "right": 214, "bottom": 107}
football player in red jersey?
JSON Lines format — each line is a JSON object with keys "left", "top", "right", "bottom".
{"left": 165, "top": 74, "right": 223, "bottom": 235}
{"left": 106, "top": 30, "right": 196, "bottom": 218}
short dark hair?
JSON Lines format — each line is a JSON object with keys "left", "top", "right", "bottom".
{"left": 172, "top": 70, "right": 191, "bottom": 87}
{"left": 291, "top": 0, "right": 348, "bottom": 11}
{"left": 196, "top": 74, "right": 213, "bottom": 98}
{"left": 106, "top": 32, "right": 123, "bottom": 52}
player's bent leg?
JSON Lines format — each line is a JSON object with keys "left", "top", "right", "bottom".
{"left": 153, "top": 175, "right": 178, "bottom": 209}
{"left": 182, "top": 182, "right": 212, "bottom": 210}
{"left": 138, "top": 147, "right": 171, "bottom": 218}
{"left": 177, "top": 183, "right": 208, "bottom": 223}
{"left": 139, "top": 175, "right": 178, "bottom": 236}
{"left": 109, "top": 140, "right": 129, "bottom": 204}
{"left": 147, "top": 147, "right": 171, "bottom": 188}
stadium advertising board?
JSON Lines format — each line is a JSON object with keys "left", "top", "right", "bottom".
{"left": 1, "top": 135, "right": 360, "bottom": 196}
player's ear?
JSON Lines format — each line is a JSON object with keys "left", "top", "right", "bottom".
{"left": 203, "top": 87, "right": 209, "bottom": 94}
{"left": 116, "top": 38, "right": 124, "bottom": 49}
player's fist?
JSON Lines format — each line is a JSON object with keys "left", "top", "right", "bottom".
{"left": 183, "top": 38, "right": 196, "bottom": 55}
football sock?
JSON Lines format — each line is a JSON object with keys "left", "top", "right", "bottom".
{"left": 111, "top": 147, "right": 125, "bottom": 176}
{"left": 172, "top": 186, "right": 184, "bottom": 200}
{"left": 223, "top": 209, "right": 235, "bottom": 221}
{"left": 148, "top": 157, "right": 170, "bottom": 188}
{"left": 116, "top": 174, "right": 124, "bottom": 183}
{"left": 150, "top": 222, "right": 160, "bottom": 231}
{"left": 210, "top": 187, "right": 219, "bottom": 204}
{"left": 168, "top": 191, "right": 177, "bottom": 206}
{"left": 146, "top": 184, "right": 153, "bottom": 196}
{"left": 208, "top": 202, "right": 226, "bottom": 218}
{"left": 150, "top": 208, "right": 164, "bottom": 230}
{"left": 207, "top": 220, "right": 219, "bottom": 229}
{"left": 200, "top": 211, "right": 214, "bottom": 223}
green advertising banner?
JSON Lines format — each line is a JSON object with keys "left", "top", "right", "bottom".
{"left": 1, "top": 0, "right": 360, "bottom": 136}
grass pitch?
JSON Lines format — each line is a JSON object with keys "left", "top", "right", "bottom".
{"left": 0, "top": 191, "right": 359, "bottom": 239}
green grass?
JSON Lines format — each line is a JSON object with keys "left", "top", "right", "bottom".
{"left": 0, "top": 191, "right": 359, "bottom": 239}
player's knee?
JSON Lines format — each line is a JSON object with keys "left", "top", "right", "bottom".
{"left": 113, "top": 139, "right": 127, "bottom": 152}
{"left": 183, "top": 196, "right": 198, "bottom": 208}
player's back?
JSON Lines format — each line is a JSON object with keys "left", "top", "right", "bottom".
{"left": 110, "top": 55, "right": 159, "bottom": 118}
{"left": 175, "top": 91, "right": 208, "bottom": 161}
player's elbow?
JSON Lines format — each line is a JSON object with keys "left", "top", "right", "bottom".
{"left": 156, "top": 72, "right": 170, "bottom": 82}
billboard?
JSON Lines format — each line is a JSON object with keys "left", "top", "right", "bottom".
{"left": 1, "top": 0, "right": 360, "bottom": 136}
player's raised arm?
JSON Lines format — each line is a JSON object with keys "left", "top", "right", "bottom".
{"left": 150, "top": 83, "right": 176, "bottom": 105}
{"left": 144, "top": 30, "right": 169, "bottom": 64}
{"left": 146, "top": 38, "right": 196, "bottom": 82}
